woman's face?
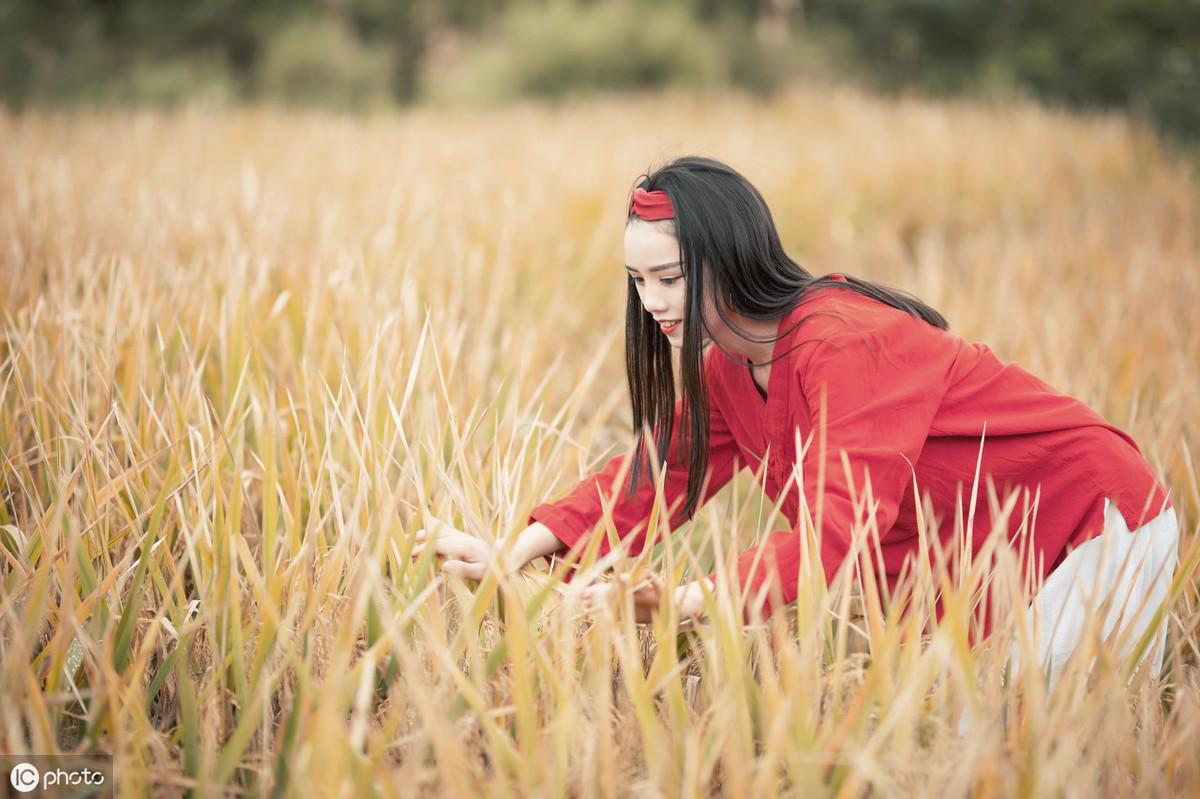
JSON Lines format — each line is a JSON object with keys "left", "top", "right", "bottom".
{"left": 624, "top": 219, "right": 689, "bottom": 348}
{"left": 625, "top": 218, "right": 734, "bottom": 351}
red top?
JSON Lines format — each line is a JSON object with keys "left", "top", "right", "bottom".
{"left": 529, "top": 278, "right": 1172, "bottom": 623}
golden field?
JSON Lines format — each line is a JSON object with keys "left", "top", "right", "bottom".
{"left": 1, "top": 86, "right": 1199, "bottom": 796}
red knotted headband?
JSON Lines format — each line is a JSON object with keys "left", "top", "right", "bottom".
{"left": 629, "top": 187, "right": 674, "bottom": 221}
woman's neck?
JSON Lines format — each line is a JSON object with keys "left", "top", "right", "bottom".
{"left": 733, "top": 316, "right": 782, "bottom": 367}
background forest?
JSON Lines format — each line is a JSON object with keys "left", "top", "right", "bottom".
{"left": 3, "top": 0, "right": 1199, "bottom": 141}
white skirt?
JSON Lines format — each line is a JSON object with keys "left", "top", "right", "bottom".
{"left": 1009, "top": 496, "right": 1180, "bottom": 690}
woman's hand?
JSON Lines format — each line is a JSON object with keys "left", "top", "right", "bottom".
{"left": 582, "top": 574, "right": 664, "bottom": 622}
{"left": 581, "top": 575, "right": 708, "bottom": 624}
{"left": 411, "top": 521, "right": 495, "bottom": 580}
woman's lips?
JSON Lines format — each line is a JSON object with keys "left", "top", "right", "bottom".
{"left": 659, "top": 320, "right": 681, "bottom": 334}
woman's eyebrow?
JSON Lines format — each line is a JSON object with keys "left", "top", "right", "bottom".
{"left": 625, "top": 260, "right": 682, "bottom": 273}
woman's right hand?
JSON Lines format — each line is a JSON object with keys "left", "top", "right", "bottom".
{"left": 411, "top": 521, "right": 495, "bottom": 581}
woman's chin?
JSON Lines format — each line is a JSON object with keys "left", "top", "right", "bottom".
{"left": 665, "top": 333, "right": 712, "bottom": 351}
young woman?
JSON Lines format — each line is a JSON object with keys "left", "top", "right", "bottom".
{"left": 414, "top": 156, "right": 1179, "bottom": 684}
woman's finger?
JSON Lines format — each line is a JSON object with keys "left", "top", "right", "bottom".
{"left": 582, "top": 583, "right": 618, "bottom": 609}
{"left": 413, "top": 527, "right": 456, "bottom": 554}
{"left": 411, "top": 540, "right": 454, "bottom": 559}
{"left": 633, "top": 586, "right": 660, "bottom": 605}
{"left": 415, "top": 521, "right": 455, "bottom": 543}
{"left": 442, "top": 559, "right": 485, "bottom": 580}
{"left": 440, "top": 539, "right": 473, "bottom": 561}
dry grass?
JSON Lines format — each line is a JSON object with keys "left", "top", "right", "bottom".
{"left": 1, "top": 85, "right": 1198, "bottom": 797}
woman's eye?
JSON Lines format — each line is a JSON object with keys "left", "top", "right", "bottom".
{"left": 631, "top": 277, "right": 645, "bottom": 285}
{"left": 661, "top": 277, "right": 681, "bottom": 286}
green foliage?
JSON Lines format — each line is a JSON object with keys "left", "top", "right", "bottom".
{"left": 0, "top": 1, "right": 112, "bottom": 106}
{"left": 425, "top": 0, "right": 788, "bottom": 104}
{"left": 256, "top": 17, "right": 392, "bottom": 109}
{"left": 115, "top": 57, "right": 239, "bottom": 106}
{"left": 805, "top": 0, "right": 1200, "bottom": 141}
{"left": 0, "top": 0, "right": 294, "bottom": 106}
{"left": 0, "top": 0, "right": 1196, "bottom": 141}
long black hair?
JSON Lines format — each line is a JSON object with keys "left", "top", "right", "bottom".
{"left": 624, "top": 155, "right": 948, "bottom": 518}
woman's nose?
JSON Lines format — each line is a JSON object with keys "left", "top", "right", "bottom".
{"left": 641, "top": 285, "right": 669, "bottom": 313}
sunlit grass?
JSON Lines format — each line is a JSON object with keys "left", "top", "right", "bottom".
{"left": 1, "top": 85, "right": 1198, "bottom": 796}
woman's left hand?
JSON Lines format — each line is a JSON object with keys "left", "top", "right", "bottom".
{"left": 581, "top": 574, "right": 663, "bottom": 622}
{"left": 581, "top": 575, "right": 706, "bottom": 624}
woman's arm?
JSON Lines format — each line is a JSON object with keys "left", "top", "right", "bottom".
{"left": 413, "top": 520, "right": 565, "bottom": 580}
{"left": 504, "top": 521, "right": 567, "bottom": 573}
{"left": 529, "top": 348, "right": 743, "bottom": 573}
{"left": 417, "top": 519, "right": 713, "bottom": 625}
{"left": 419, "top": 348, "right": 740, "bottom": 607}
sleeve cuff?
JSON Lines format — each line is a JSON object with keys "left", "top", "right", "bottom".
{"left": 528, "top": 504, "right": 596, "bottom": 584}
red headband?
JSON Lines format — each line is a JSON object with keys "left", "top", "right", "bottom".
{"left": 629, "top": 187, "right": 674, "bottom": 221}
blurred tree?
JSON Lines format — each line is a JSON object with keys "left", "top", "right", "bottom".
{"left": 0, "top": 0, "right": 297, "bottom": 105}
{"left": 348, "top": 0, "right": 512, "bottom": 103}
{"left": 0, "top": 0, "right": 70, "bottom": 105}
{"left": 423, "top": 0, "right": 794, "bottom": 104}
{"left": 114, "top": 0, "right": 293, "bottom": 82}
{"left": 347, "top": 0, "right": 432, "bottom": 103}
{"left": 257, "top": 15, "right": 391, "bottom": 109}
{"left": 805, "top": 0, "right": 1200, "bottom": 140}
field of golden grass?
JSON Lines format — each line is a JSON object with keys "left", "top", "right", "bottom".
{"left": 2, "top": 86, "right": 1199, "bottom": 796}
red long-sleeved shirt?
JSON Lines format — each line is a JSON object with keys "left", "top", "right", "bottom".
{"left": 528, "top": 277, "right": 1172, "bottom": 623}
